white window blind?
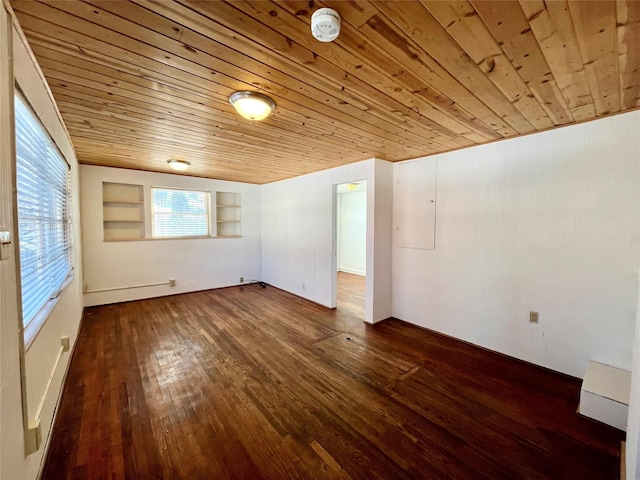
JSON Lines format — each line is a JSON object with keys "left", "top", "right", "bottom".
{"left": 15, "top": 94, "right": 72, "bottom": 333}
{"left": 151, "top": 187, "right": 210, "bottom": 238}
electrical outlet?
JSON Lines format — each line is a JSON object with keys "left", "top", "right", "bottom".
{"left": 302, "top": 283, "right": 306, "bottom": 291}
{"left": 169, "top": 278, "right": 176, "bottom": 287}
{"left": 61, "top": 335, "right": 70, "bottom": 352}
{"left": 529, "top": 311, "right": 539, "bottom": 324}
{"left": 240, "top": 277, "right": 244, "bottom": 283}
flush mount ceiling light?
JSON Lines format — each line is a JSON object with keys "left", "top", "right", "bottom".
{"left": 167, "top": 159, "right": 191, "bottom": 171}
{"left": 311, "top": 8, "right": 341, "bottom": 42}
{"left": 229, "top": 91, "right": 275, "bottom": 121}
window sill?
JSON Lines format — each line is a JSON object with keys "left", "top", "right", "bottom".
{"left": 103, "top": 235, "right": 242, "bottom": 242}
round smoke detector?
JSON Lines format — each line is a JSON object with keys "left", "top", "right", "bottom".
{"left": 311, "top": 8, "right": 341, "bottom": 42}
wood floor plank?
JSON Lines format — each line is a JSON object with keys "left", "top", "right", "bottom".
{"left": 43, "top": 274, "right": 623, "bottom": 479}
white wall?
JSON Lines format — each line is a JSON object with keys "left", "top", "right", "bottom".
{"left": 394, "top": 157, "right": 437, "bottom": 250}
{"left": 337, "top": 190, "right": 366, "bottom": 276}
{"left": 81, "top": 165, "right": 262, "bottom": 306}
{"left": 261, "top": 158, "right": 392, "bottom": 323}
{"left": 393, "top": 110, "right": 640, "bottom": 378}
{"left": 1, "top": 11, "right": 84, "bottom": 480}
{"left": 627, "top": 273, "right": 640, "bottom": 479}
{"left": 371, "top": 160, "right": 393, "bottom": 322}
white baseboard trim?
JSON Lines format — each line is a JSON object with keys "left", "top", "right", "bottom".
{"left": 338, "top": 267, "right": 365, "bottom": 276}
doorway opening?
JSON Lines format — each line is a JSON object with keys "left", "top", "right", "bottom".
{"left": 335, "top": 181, "right": 366, "bottom": 319}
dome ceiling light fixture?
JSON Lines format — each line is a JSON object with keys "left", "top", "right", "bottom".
{"left": 167, "top": 159, "right": 191, "bottom": 171}
{"left": 229, "top": 91, "right": 275, "bottom": 121}
{"left": 311, "top": 8, "right": 341, "bottom": 42}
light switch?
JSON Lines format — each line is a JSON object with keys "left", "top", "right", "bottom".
{"left": 0, "top": 231, "right": 12, "bottom": 260}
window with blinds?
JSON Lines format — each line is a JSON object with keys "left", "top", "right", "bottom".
{"left": 151, "top": 187, "right": 210, "bottom": 238}
{"left": 15, "top": 94, "right": 72, "bottom": 339}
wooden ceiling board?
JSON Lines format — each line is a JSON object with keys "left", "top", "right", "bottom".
{"left": 34, "top": 47, "right": 376, "bottom": 152}
{"left": 18, "top": 3, "right": 413, "bottom": 148}
{"left": 9, "top": 0, "right": 640, "bottom": 184}
{"left": 373, "top": 0, "right": 536, "bottom": 134}
{"left": 568, "top": 0, "right": 620, "bottom": 116}
{"left": 45, "top": 76, "right": 372, "bottom": 156}
{"left": 264, "top": 0, "right": 507, "bottom": 141}
{"left": 617, "top": 0, "right": 640, "bottom": 108}
{"left": 185, "top": 0, "right": 478, "bottom": 145}
{"left": 470, "top": 0, "right": 574, "bottom": 125}
{"left": 345, "top": 3, "right": 536, "bottom": 135}
{"left": 519, "top": 0, "right": 596, "bottom": 121}
{"left": 422, "top": 1, "right": 555, "bottom": 131}
{"left": 153, "top": 1, "right": 470, "bottom": 150}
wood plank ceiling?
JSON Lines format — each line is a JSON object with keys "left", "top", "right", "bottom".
{"left": 9, "top": 0, "right": 640, "bottom": 184}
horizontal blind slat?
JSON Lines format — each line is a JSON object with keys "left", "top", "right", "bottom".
{"left": 15, "top": 94, "right": 73, "bottom": 330}
{"left": 151, "top": 187, "right": 210, "bottom": 238}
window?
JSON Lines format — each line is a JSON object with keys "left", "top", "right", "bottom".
{"left": 15, "top": 94, "right": 72, "bottom": 340}
{"left": 151, "top": 187, "right": 210, "bottom": 238}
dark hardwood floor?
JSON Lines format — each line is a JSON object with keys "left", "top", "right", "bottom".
{"left": 44, "top": 281, "right": 623, "bottom": 479}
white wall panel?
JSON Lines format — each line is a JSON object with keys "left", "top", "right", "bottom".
{"left": 371, "top": 159, "right": 393, "bottom": 322}
{"left": 80, "top": 165, "right": 262, "bottom": 307}
{"left": 392, "top": 110, "right": 640, "bottom": 378}
{"left": 337, "top": 190, "right": 366, "bottom": 276}
{"left": 261, "top": 158, "right": 392, "bottom": 323}
{"left": 394, "top": 157, "right": 437, "bottom": 250}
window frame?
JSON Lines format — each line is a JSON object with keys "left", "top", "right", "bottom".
{"left": 14, "top": 91, "right": 74, "bottom": 348}
{"left": 150, "top": 186, "right": 212, "bottom": 239}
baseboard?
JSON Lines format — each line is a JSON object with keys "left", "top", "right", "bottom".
{"left": 366, "top": 316, "right": 393, "bottom": 325}
{"left": 337, "top": 267, "right": 365, "bottom": 276}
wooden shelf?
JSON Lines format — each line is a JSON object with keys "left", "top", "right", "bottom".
{"left": 103, "top": 200, "right": 144, "bottom": 204}
{"left": 103, "top": 222, "right": 145, "bottom": 241}
{"left": 215, "top": 191, "right": 241, "bottom": 237}
{"left": 103, "top": 182, "right": 145, "bottom": 241}
{"left": 103, "top": 219, "right": 144, "bottom": 223}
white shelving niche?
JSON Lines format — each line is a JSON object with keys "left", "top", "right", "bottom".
{"left": 215, "top": 191, "right": 241, "bottom": 238}
{"left": 102, "top": 182, "right": 145, "bottom": 241}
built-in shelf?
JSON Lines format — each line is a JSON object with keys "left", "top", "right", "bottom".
{"left": 103, "top": 219, "right": 144, "bottom": 223}
{"left": 103, "top": 182, "right": 145, "bottom": 241}
{"left": 215, "top": 191, "right": 241, "bottom": 237}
